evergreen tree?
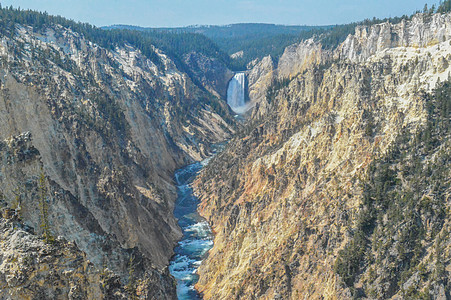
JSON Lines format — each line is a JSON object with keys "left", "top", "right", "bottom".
{"left": 38, "top": 168, "right": 53, "bottom": 243}
{"left": 437, "top": 0, "right": 451, "bottom": 13}
{"left": 126, "top": 254, "right": 138, "bottom": 299}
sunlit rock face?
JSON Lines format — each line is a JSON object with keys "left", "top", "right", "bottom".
{"left": 227, "top": 73, "right": 249, "bottom": 114}
{"left": 194, "top": 12, "right": 451, "bottom": 300}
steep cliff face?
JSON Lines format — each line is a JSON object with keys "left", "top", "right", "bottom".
{"left": 336, "top": 13, "right": 451, "bottom": 62}
{"left": 0, "top": 21, "right": 234, "bottom": 298}
{"left": 277, "top": 38, "right": 330, "bottom": 79}
{"left": 246, "top": 40, "right": 328, "bottom": 118}
{"left": 0, "top": 213, "right": 127, "bottom": 300}
{"left": 183, "top": 51, "right": 234, "bottom": 99}
{"left": 247, "top": 13, "right": 451, "bottom": 119}
{"left": 247, "top": 55, "right": 275, "bottom": 116}
{"left": 0, "top": 207, "right": 182, "bottom": 300}
{"left": 194, "top": 13, "right": 451, "bottom": 299}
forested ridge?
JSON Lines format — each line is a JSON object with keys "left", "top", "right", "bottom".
{"left": 0, "top": 4, "right": 233, "bottom": 91}
{"left": 108, "top": 1, "right": 451, "bottom": 70}
{"left": 5, "top": 1, "right": 450, "bottom": 74}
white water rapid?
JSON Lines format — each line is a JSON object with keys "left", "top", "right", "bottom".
{"left": 226, "top": 72, "right": 248, "bottom": 114}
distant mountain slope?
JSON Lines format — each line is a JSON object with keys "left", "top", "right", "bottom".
{"left": 105, "top": 23, "right": 330, "bottom": 70}
{"left": 106, "top": 23, "right": 322, "bottom": 40}
{"left": 107, "top": 17, "right": 424, "bottom": 71}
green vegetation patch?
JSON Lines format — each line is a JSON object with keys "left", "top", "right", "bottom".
{"left": 334, "top": 79, "right": 451, "bottom": 298}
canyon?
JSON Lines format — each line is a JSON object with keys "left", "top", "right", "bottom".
{"left": 0, "top": 6, "right": 449, "bottom": 300}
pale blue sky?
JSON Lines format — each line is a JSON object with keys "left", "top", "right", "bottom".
{"left": 1, "top": 0, "right": 441, "bottom": 27}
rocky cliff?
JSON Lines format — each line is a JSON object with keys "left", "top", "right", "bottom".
{"left": 246, "top": 13, "right": 451, "bottom": 118}
{"left": 0, "top": 19, "right": 234, "bottom": 298}
{"left": 183, "top": 51, "right": 235, "bottom": 99}
{"left": 194, "top": 12, "right": 451, "bottom": 299}
{"left": 247, "top": 55, "right": 275, "bottom": 117}
{"left": 0, "top": 212, "right": 125, "bottom": 300}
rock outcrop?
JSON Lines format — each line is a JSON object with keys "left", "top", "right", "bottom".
{"left": 247, "top": 55, "right": 275, "bottom": 117}
{"left": 0, "top": 214, "right": 128, "bottom": 300}
{"left": 194, "top": 12, "right": 451, "bottom": 299}
{"left": 183, "top": 51, "right": 234, "bottom": 99}
{"left": 336, "top": 13, "right": 451, "bottom": 62}
{"left": 277, "top": 38, "right": 330, "bottom": 79}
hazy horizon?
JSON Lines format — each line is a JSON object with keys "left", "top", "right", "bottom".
{"left": 0, "top": 0, "right": 443, "bottom": 28}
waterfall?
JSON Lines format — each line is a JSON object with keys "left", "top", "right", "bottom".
{"left": 227, "top": 72, "right": 248, "bottom": 114}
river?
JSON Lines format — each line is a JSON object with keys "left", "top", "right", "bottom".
{"left": 169, "top": 158, "right": 214, "bottom": 299}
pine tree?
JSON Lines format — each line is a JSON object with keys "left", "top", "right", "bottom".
{"left": 437, "top": 0, "right": 451, "bottom": 13}
{"left": 38, "top": 168, "right": 53, "bottom": 243}
{"left": 126, "top": 254, "right": 138, "bottom": 299}
{"left": 11, "top": 187, "right": 22, "bottom": 217}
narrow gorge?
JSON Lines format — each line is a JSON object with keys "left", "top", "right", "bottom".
{"left": 169, "top": 160, "right": 214, "bottom": 300}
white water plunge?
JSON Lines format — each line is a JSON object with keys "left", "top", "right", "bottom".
{"left": 227, "top": 72, "right": 249, "bottom": 114}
